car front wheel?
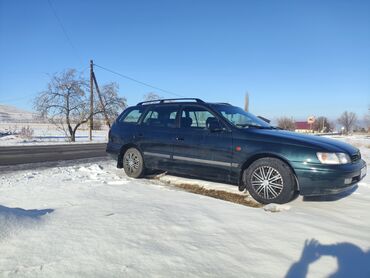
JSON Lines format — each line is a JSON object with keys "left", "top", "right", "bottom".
{"left": 244, "top": 158, "right": 296, "bottom": 204}
{"left": 123, "top": 147, "right": 145, "bottom": 178}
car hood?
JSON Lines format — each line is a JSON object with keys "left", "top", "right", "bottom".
{"left": 243, "top": 128, "right": 359, "bottom": 155}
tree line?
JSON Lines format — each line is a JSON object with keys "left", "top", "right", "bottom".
{"left": 277, "top": 109, "right": 370, "bottom": 134}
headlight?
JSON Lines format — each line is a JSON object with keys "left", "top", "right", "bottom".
{"left": 316, "top": 152, "right": 351, "bottom": 164}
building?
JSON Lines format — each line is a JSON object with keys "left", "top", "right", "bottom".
{"left": 295, "top": 121, "right": 312, "bottom": 133}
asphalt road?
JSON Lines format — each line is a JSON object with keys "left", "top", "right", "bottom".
{"left": 0, "top": 143, "right": 107, "bottom": 166}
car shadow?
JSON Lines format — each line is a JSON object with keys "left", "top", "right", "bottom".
{"left": 285, "top": 239, "right": 370, "bottom": 278}
{"left": 145, "top": 170, "right": 235, "bottom": 185}
{"left": 0, "top": 205, "right": 54, "bottom": 218}
{"left": 302, "top": 185, "right": 358, "bottom": 202}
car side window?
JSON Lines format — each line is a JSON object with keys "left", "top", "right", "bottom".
{"left": 181, "top": 107, "right": 215, "bottom": 129}
{"left": 119, "top": 108, "right": 144, "bottom": 124}
{"left": 142, "top": 106, "right": 179, "bottom": 128}
{"left": 143, "top": 110, "right": 159, "bottom": 122}
{"left": 169, "top": 111, "right": 177, "bottom": 119}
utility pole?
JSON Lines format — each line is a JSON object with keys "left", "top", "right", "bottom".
{"left": 244, "top": 92, "right": 249, "bottom": 112}
{"left": 89, "top": 60, "right": 94, "bottom": 141}
{"left": 92, "top": 72, "right": 111, "bottom": 128}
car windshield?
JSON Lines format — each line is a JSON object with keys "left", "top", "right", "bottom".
{"left": 211, "top": 104, "right": 272, "bottom": 129}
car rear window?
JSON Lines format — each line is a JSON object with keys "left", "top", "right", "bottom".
{"left": 119, "top": 108, "right": 144, "bottom": 124}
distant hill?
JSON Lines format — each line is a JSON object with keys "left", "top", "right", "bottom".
{"left": 0, "top": 104, "right": 38, "bottom": 123}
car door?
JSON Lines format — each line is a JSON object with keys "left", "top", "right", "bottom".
{"left": 172, "top": 105, "right": 233, "bottom": 182}
{"left": 134, "top": 104, "right": 180, "bottom": 170}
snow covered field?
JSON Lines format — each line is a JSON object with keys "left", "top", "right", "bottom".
{"left": 0, "top": 123, "right": 108, "bottom": 145}
{"left": 0, "top": 104, "right": 108, "bottom": 145}
{"left": 0, "top": 139, "right": 369, "bottom": 277}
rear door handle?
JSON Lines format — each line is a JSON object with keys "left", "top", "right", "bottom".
{"left": 176, "top": 137, "right": 184, "bottom": 141}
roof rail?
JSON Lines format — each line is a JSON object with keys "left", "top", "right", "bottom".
{"left": 137, "top": 98, "right": 205, "bottom": 106}
{"left": 214, "top": 102, "right": 232, "bottom": 106}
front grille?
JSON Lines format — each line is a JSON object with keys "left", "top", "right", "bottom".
{"left": 351, "top": 152, "right": 361, "bottom": 162}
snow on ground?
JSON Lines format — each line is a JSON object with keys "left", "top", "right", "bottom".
{"left": 0, "top": 141, "right": 370, "bottom": 277}
{"left": 328, "top": 134, "right": 370, "bottom": 148}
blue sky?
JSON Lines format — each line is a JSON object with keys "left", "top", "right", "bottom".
{"left": 0, "top": 0, "right": 369, "bottom": 120}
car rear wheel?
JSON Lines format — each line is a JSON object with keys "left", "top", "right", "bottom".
{"left": 244, "top": 158, "right": 296, "bottom": 204}
{"left": 123, "top": 147, "right": 145, "bottom": 178}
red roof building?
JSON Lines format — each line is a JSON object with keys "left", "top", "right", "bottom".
{"left": 295, "top": 121, "right": 312, "bottom": 133}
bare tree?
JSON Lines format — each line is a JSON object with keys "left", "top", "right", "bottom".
{"left": 313, "top": 116, "right": 333, "bottom": 133}
{"left": 277, "top": 117, "right": 296, "bottom": 131}
{"left": 98, "top": 82, "right": 127, "bottom": 124}
{"left": 143, "top": 92, "right": 162, "bottom": 101}
{"left": 34, "top": 69, "right": 126, "bottom": 142}
{"left": 338, "top": 111, "right": 357, "bottom": 134}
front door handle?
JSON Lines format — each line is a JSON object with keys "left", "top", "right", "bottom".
{"left": 176, "top": 137, "right": 184, "bottom": 141}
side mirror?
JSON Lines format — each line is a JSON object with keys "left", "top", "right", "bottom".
{"left": 207, "top": 118, "right": 224, "bottom": 132}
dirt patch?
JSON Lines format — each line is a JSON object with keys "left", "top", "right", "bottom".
{"left": 149, "top": 174, "right": 262, "bottom": 208}
{"left": 173, "top": 183, "right": 262, "bottom": 208}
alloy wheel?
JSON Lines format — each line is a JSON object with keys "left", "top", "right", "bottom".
{"left": 124, "top": 151, "right": 140, "bottom": 174}
{"left": 251, "top": 166, "right": 284, "bottom": 200}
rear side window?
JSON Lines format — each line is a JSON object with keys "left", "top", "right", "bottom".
{"left": 181, "top": 106, "right": 214, "bottom": 129}
{"left": 119, "top": 108, "right": 144, "bottom": 124}
{"left": 142, "top": 106, "right": 179, "bottom": 128}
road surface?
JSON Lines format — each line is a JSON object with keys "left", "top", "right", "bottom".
{"left": 0, "top": 143, "right": 107, "bottom": 166}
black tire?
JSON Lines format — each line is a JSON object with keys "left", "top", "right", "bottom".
{"left": 243, "top": 158, "right": 296, "bottom": 204}
{"left": 123, "top": 147, "right": 145, "bottom": 178}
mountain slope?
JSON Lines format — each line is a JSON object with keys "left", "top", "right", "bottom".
{"left": 0, "top": 104, "right": 37, "bottom": 123}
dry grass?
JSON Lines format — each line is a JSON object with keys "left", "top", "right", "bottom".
{"left": 149, "top": 174, "right": 262, "bottom": 208}
{"left": 19, "top": 126, "right": 34, "bottom": 139}
{"left": 173, "top": 183, "right": 262, "bottom": 208}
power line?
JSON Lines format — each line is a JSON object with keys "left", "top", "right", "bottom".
{"left": 93, "top": 63, "right": 184, "bottom": 98}
{"left": 47, "top": 0, "right": 83, "bottom": 65}
{"left": 47, "top": 0, "right": 75, "bottom": 51}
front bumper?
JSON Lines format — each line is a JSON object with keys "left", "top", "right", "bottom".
{"left": 293, "top": 159, "right": 367, "bottom": 196}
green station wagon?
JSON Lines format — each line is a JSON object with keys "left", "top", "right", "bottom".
{"left": 107, "top": 98, "right": 367, "bottom": 204}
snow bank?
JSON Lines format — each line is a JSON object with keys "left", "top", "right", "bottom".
{"left": 263, "top": 203, "right": 291, "bottom": 212}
